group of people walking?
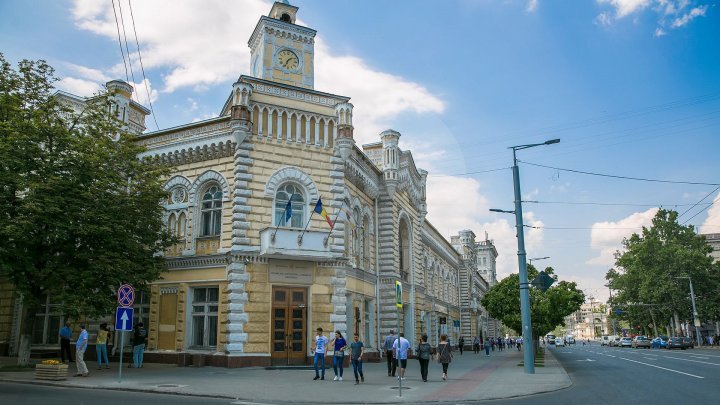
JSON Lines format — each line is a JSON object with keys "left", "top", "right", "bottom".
{"left": 57, "top": 321, "right": 148, "bottom": 377}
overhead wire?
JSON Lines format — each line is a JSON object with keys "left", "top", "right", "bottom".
{"left": 110, "top": 0, "right": 129, "bottom": 83}
{"left": 127, "top": 0, "right": 160, "bottom": 130}
{"left": 518, "top": 160, "right": 720, "bottom": 186}
{"left": 523, "top": 200, "right": 714, "bottom": 208}
{"left": 116, "top": 0, "right": 138, "bottom": 101}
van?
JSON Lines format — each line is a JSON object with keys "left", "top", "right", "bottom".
{"left": 601, "top": 335, "right": 610, "bottom": 346}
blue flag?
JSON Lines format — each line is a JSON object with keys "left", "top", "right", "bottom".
{"left": 284, "top": 194, "right": 293, "bottom": 224}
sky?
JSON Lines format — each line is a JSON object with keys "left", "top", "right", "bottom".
{"left": 1, "top": 0, "right": 719, "bottom": 303}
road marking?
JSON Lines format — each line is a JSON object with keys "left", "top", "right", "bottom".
{"left": 690, "top": 356, "right": 709, "bottom": 360}
{"left": 660, "top": 355, "right": 720, "bottom": 366}
{"left": 643, "top": 357, "right": 656, "bottom": 360}
{"left": 617, "top": 356, "right": 704, "bottom": 379}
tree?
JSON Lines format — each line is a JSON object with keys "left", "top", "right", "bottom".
{"left": 0, "top": 54, "right": 173, "bottom": 364}
{"left": 481, "top": 264, "right": 585, "bottom": 345}
{"left": 606, "top": 209, "right": 720, "bottom": 337}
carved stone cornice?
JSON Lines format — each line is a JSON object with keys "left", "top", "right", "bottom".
{"left": 248, "top": 16, "right": 317, "bottom": 53}
{"left": 166, "top": 254, "right": 229, "bottom": 270}
{"left": 345, "top": 157, "right": 380, "bottom": 199}
{"left": 421, "top": 227, "right": 461, "bottom": 269}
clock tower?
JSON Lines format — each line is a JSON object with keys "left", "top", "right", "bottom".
{"left": 248, "top": 1, "right": 316, "bottom": 89}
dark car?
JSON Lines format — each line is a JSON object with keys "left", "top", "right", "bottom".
{"left": 682, "top": 336, "right": 694, "bottom": 349}
{"left": 666, "top": 337, "right": 685, "bottom": 350}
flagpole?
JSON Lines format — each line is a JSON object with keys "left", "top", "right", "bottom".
{"left": 272, "top": 192, "right": 294, "bottom": 242}
{"left": 298, "top": 197, "right": 315, "bottom": 245}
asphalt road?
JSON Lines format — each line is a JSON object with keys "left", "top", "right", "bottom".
{"left": 500, "top": 343, "right": 720, "bottom": 404}
{"left": 0, "top": 382, "right": 232, "bottom": 405}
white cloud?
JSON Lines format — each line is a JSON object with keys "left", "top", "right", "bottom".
{"left": 671, "top": 5, "right": 708, "bottom": 27}
{"left": 597, "top": 0, "right": 652, "bottom": 18}
{"left": 699, "top": 192, "right": 720, "bottom": 234}
{"left": 55, "top": 77, "right": 104, "bottom": 96}
{"left": 526, "top": 0, "right": 539, "bottom": 13}
{"left": 587, "top": 208, "right": 658, "bottom": 266}
{"left": 69, "top": 0, "right": 445, "bottom": 143}
{"left": 596, "top": 0, "right": 709, "bottom": 33}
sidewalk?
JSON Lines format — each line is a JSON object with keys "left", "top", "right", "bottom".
{"left": 0, "top": 348, "right": 570, "bottom": 403}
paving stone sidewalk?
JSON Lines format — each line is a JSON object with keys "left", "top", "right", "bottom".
{"left": 0, "top": 347, "right": 571, "bottom": 403}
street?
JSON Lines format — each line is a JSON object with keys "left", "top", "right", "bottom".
{"left": 501, "top": 343, "right": 720, "bottom": 404}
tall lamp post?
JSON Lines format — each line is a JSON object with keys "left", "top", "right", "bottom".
{"left": 675, "top": 276, "right": 702, "bottom": 346}
{"left": 490, "top": 138, "right": 560, "bottom": 375}
{"left": 528, "top": 256, "right": 550, "bottom": 267}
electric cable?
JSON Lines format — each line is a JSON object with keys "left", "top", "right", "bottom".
{"left": 111, "top": 0, "right": 129, "bottom": 83}
{"left": 518, "top": 160, "right": 720, "bottom": 186}
{"left": 523, "top": 201, "right": 714, "bottom": 208}
{"left": 128, "top": 0, "right": 160, "bottom": 130}
{"left": 116, "top": 0, "right": 138, "bottom": 100}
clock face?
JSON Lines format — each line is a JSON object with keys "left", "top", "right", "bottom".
{"left": 277, "top": 49, "right": 299, "bottom": 70}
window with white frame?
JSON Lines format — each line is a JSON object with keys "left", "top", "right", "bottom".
{"left": 192, "top": 287, "right": 219, "bottom": 348}
{"left": 361, "top": 215, "right": 370, "bottom": 270}
{"left": 353, "top": 207, "right": 361, "bottom": 261}
{"left": 200, "top": 185, "right": 223, "bottom": 237}
{"left": 32, "top": 295, "right": 63, "bottom": 345}
{"left": 274, "top": 183, "right": 304, "bottom": 228}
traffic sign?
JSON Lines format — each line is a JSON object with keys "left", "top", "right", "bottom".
{"left": 395, "top": 281, "right": 402, "bottom": 308}
{"left": 531, "top": 271, "right": 554, "bottom": 292}
{"left": 117, "top": 284, "right": 135, "bottom": 307}
{"left": 115, "top": 307, "right": 134, "bottom": 331}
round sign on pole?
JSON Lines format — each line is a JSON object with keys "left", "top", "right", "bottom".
{"left": 117, "top": 284, "right": 135, "bottom": 307}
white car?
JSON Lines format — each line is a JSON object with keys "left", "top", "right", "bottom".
{"left": 555, "top": 337, "right": 566, "bottom": 347}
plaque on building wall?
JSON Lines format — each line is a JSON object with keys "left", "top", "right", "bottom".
{"left": 269, "top": 261, "right": 314, "bottom": 285}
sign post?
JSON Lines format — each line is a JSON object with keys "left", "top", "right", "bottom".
{"left": 395, "top": 281, "right": 402, "bottom": 397}
{"left": 116, "top": 284, "right": 135, "bottom": 383}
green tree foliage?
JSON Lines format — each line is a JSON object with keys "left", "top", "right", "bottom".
{"left": 0, "top": 55, "right": 173, "bottom": 363}
{"left": 481, "top": 264, "right": 585, "bottom": 340}
{"left": 606, "top": 209, "right": 720, "bottom": 334}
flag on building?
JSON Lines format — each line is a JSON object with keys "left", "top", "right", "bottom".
{"left": 283, "top": 197, "right": 293, "bottom": 225}
{"left": 313, "top": 197, "right": 334, "bottom": 229}
{"left": 335, "top": 207, "right": 355, "bottom": 230}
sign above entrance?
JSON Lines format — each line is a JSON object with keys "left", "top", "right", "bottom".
{"left": 269, "top": 262, "right": 313, "bottom": 284}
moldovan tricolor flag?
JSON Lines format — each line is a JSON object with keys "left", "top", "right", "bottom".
{"left": 313, "top": 198, "right": 334, "bottom": 229}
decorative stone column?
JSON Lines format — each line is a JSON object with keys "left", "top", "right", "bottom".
{"left": 225, "top": 259, "right": 249, "bottom": 353}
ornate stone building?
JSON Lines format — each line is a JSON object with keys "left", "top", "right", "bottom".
{"left": 0, "top": 1, "right": 500, "bottom": 365}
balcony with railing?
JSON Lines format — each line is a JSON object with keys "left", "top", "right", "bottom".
{"left": 259, "top": 227, "right": 341, "bottom": 260}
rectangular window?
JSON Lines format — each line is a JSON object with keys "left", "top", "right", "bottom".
{"left": 191, "top": 286, "right": 219, "bottom": 348}
{"left": 32, "top": 295, "right": 63, "bottom": 345}
{"left": 133, "top": 291, "right": 150, "bottom": 330}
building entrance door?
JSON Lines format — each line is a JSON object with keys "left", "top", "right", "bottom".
{"left": 271, "top": 287, "right": 307, "bottom": 366}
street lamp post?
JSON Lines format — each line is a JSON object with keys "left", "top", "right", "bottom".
{"left": 675, "top": 276, "right": 702, "bottom": 346}
{"left": 528, "top": 256, "right": 550, "bottom": 267}
{"left": 491, "top": 138, "right": 560, "bottom": 375}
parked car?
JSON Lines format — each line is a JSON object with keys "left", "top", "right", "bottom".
{"left": 566, "top": 336, "right": 576, "bottom": 345}
{"left": 682, "top": 336, "right": 694, "bottom": 349}
{"left": 555, "top": 337, "right": 566, "bottom": 347}
{"left": 620, "top": 337, "right": 633, "bottom": 347}
{"left": 609, "top": 336, "right": 622, "bottom": 347}
{"left": 632, "top": 336, "right": 651, "bottom": 349}
{"left": 666, "top": 337, "right": 685, "bottom": 350}
{"left": 651, "top": 336, "right": 668, "bottom": 349}
{"left": 601, "top": 335, "right": 610, "bottom": 346}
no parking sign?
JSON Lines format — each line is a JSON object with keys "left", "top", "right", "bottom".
{"left": 117, "top": 284, "right": 135, "bottom": 307}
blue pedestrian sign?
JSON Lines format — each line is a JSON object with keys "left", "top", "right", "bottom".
{"left": 395, "top": 281, "right": 402, "bottom": 308}
{"left": 115, "top": 307, "right": 134, "bottom": 331}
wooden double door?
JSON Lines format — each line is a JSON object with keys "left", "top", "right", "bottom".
{"left": 271, "top": 287, "right": 307, "bottom": 366}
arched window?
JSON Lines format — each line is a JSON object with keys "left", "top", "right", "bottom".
{"left": 168, "top": 213, "right": 177, "bottom": 235}
{"left": 399, "top": 219, "right": 410, "bottom": 281}
{"left": 362, "top": 215, "right": 370, "bottom": 269}
{"left": 178, "top": 212, "right": 187, "bottom": 239}
{"left": 274, "top": 183, "right": 304, "bottom": 228}
{"left": 200, "top": 185, "right": 223, "bottom": 236}
{"left": 353, "top": 207, "right": 361, "bottom": 259}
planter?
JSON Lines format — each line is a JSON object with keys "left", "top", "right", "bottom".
{"left": 34, "top": 363, "right": 69, "bottom": 381}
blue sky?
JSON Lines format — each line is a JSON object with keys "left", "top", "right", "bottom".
{"left": 1, "top": 0, "right": 718, "bottom": 302}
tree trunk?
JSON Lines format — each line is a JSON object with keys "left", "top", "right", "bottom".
{"left": 17, "top": 305, "right": 35, "bottom": 366}
{"left": 673, "top": 312, "right": 682, "bottom": 336}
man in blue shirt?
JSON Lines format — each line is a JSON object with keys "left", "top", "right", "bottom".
{"left": 392, "top": 332, "right": 411, "bottom": 380}
{"left": 75, "top": 323, "right": 89, "bottom": 377}
{"left": 383, "top": 329, "right": 397, "bottom": 377}
{"left": 311, "top": 327, "right": 328, "bottom": 380}
{"left": 59, "top": 322, "right": 73, "bottom": 363}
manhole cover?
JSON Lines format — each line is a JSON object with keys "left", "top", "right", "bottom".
{"left": 389, "top": 386, "right": 412, "bottom": 390}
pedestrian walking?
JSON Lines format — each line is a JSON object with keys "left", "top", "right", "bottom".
{"left": 96, "top": 323, "right": 110, "bottom": 370}
{"left": 416, "top": 334, "right": 432, "bottom": 382}
{"left": 311, "top": 327, "right": 328, "bottom": 380}
{"left": 458, "top": 336, "right": 465, "bottom": 355}
{"left": 131, "top": 322, "right": 147, "bottom": 368}
{"left": 517, "top": 337, "right": 522, "bottom": 351}
{"left": 59, "top": 322, "right": 73, "bottom": 363}
{"left": 437, "top": 334, "right": 453, "bottom": 380}
{"left": 473, "top": 336, "right": 480, "bottom": 354}
{"left": 497, "top": 337, "right": 503, "bottom": 352}
{"left": 74, "top": 323, "right": 89, "bottom": 377}
{"left": 491, "top": 338, "right": 495, "bottom": 351}
{"left": 393, "top": 332, "right": 411, "bottom": 380}
{"left": 383, "top": 329, "right": 397, "bottom": 377}
{"left": 350, "top": 333, "right": 365, "bottom": 384}
{"left": 329, "top": 330, "right": 347, "bottom": 381}
{"left": 484, "top": 337, "right": 490, "bottom": 356}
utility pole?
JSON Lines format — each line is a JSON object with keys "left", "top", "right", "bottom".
{"left": 675, "top": 276, "right": 702, "bottom": 346}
